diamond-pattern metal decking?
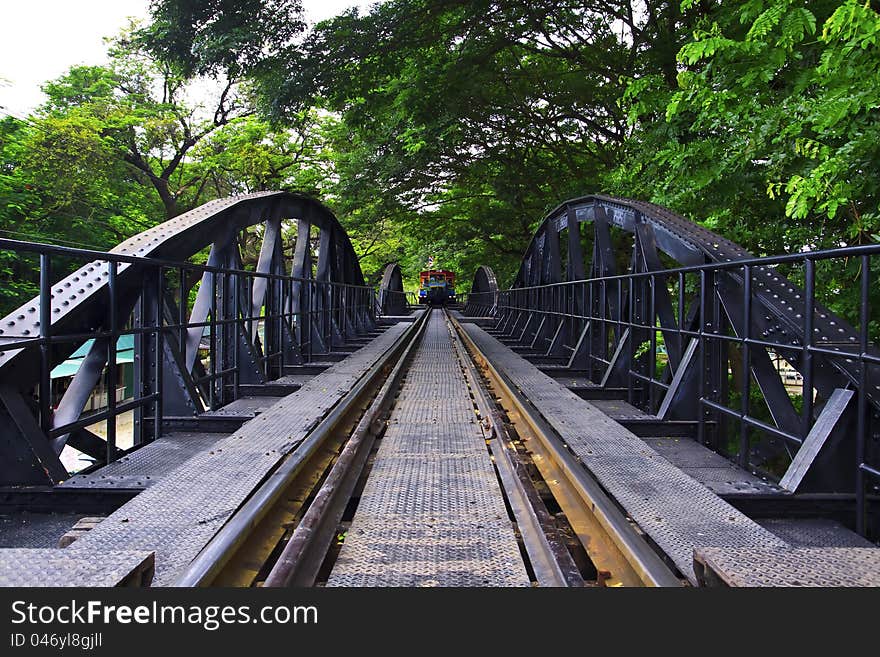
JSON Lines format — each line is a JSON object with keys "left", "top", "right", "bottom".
{"left": 328, "top": 312, "right": 529, "bottom": 587}
{"left": 757, "top": 518, "right": 875, "bottom": 548}
{"left": 61, "top": 432, "right": 227, "bottom": 489}
{"left": 695, "top": 547, "right": 880, "bottom": 586}
{"left": 588, "top": 399, "right": 650, "bottom": 420}
{"left": 642, "top": 437, "right": 781, "bottom": 496}
{"left": 50, "top": 323, "right": 410, "bottom": 586}
{"left": 203, "top": 396, "right": 275, "bottom": 417}
{"left": 0, "top": 549, "right": 153, "bottom": 586}
{"left": 462, "top": 323, "right": 787, "bottom": 584}
{"left": 0, "top": 513, "right": 86, "bottom": 548}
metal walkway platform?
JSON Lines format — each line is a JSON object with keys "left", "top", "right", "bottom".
{"left": 0, "top": 512, "right": 87, "bottom": 548}
{"left": 60, "top": 432, "right": 227, "bottom": 490}
{"left": 511, "top": 378, "right": 780, "bottom": 496}
{"left": 461, "top": 322, "right": 789, "bottom": 584}
{"left": 328, "top": 311, "right": 530, "bottom": 587}
{"left": 694, "top": 546, "right": 880, "bottom": 586}
{"left": 18, "top": 323, "right": 413, "bottom": 586}
{"left": 0, "top": 549, "right": 154, "bottom": 587}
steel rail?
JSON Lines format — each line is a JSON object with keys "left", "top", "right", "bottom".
{"left": 445, "top": 311, "right": 583, "bottom": 587}
{"left": 262, "top": 309, "right": 431, "bottom": 587}
{"left": 450, "top": 314, "right": 682, "bottom": 587}
{"left": 172, "top": 310, "right": 430, "bottom": 587}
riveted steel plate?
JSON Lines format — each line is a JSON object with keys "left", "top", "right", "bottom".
{"left": 0, "top": 548, "right": 153, "bottom": 587}
{"left": 673, "top": 469, "right": 781, "bottom": 496}
{"left": 757, "top": 518, "right": 875, "bottom": 548}
{"left": 395, "top": 380, "right": 468, "bottom": 400}
{"left": 0, "top": 513, "right": 85, "bottom": 548}
{"left": 389, "top": 404, "right": 477, "bottom": 425}
{"left": 329, "top": 312, "right": 529, "bottom": 587}
{"left": 559, "top": 377, "right": 599, "bottom": 389}
{"left": 356, "top": 456, "right": 510, "bottom": 519}
{"left": 328, "top": 519, "right": 528, "bottom": 587}
{"left": 273, "top": 373, "right": 317, "bottom": 386}
{"left": 203, "top": 396, "right": 275, "bottom": 417}
{"left": 463, "top": 323, "right": 787, "bottom": 584}
{"left": 642, "top": 437, "right": 740, "bottom": 469}
{"left": 402, "top": 374, "right": 467, "bottom": 389}
{"left": 641, "top": 437, "right": 782, "bottom": 496}
{"left": 61, "top": 432, "right": 226, "bottom": 489}
{"left": 55, "top": 323, "right": 410, "bottom": 586}
{"left": 695, "top": 547, "right": 880, "bottom": 586}
{"left": 379, "top": 424, "right": 488, "bottom": 456}
{"left": 405, "top": 361, "right": 465, "bottom": 372}
{"left": 589, "top": 399, "right": 650, "bottom": 419}
{"left": 406, "top": 364, "right": 464, "bottom": 376}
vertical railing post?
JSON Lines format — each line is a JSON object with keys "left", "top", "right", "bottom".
{"left": 233, "top": 270, "right": 241, "bottom": 400}
{"left": 154, "top": 265, "right": 164, "bottom": 441}
{"left": 587, "top": 279, "right": 595, "bottom": 380}
{"left": 648, "top": 272, "right": 657, "bottom": 412}
{"left": 710, "top": 269, "right": 724, "bottom": 450}
{"left": 677, "top": 271, "right": 685, "bottom": 371}
{"left": 856, "top": 254, "right": 869, "bottom": 535}
{"left": 697, "top": 269, "right": 708, "bottom": 446}
{"left": 739, "top": 265, "right": 751, "bottom": 468}
{"left": 600, "top": 278, "right": 608, "bottom": 369}
{"left": 627, "top": 275, "right": 636, "bottom": 404}
{"left": 106, "top": 260, "right": 118, "bottom": 463}
{"left": 247, "top": 276, "right": 255, "bottom": 343}
{"left": 265, "top": 272, "right": 273, "bottom": 378}
{"left": 209, "top": 269, "right": 218, "bottom": 410}
{"left": 178, "top": 267, "right": 187, "bottom": 369}
{"left": 802, "top": 258, "right": 815, "bottom": 438}
{"left": 38, "top": 253, "right": 52, "bottom": 435}
{"left": 133, "top": 283, "right": 144, "bottom": 447}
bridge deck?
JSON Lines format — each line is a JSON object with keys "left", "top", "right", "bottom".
{"left": 14, "top": 321, "right": 413, "bottom": 586}
{"left": 694, "top": 547, "right": 880, "bottom": 586}
{"left": 60, "top": 432, "right": 226, "bottom": 490}
{"left": 501, "top": 367, "right": 783, "bottom": 496}
{"left": 0, "top": 549, "right": 154, "bottom": 587}
{"left": 460, "top": 322, "right": 789, "bottom": 584}
{"left": 328, "top": 311, "right": 530, "bottom": 587}
{"left": 1, "top": 512, "right": 89, "bottom": 548}
{"left": 4, "top": 308, "right": 876, "bottom": 586}
{"left": 640, "top": 437, "right": 782, "bottom": 496}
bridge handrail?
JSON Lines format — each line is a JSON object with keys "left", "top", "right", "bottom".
{"left": 0, "top": 192, "right": 379, "bottom": 487}
{"left": 481, "top": 193, "right": 880, "bottom": 538}
{"left": 507, "top": 240, "right": 880, "bottom": 290}
{"left": 0, "top": 237, "right": 377, "bottom": 289}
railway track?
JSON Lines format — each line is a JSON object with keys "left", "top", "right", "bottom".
{"left": 172, "top": 308, "right": 683, "bottom": 587}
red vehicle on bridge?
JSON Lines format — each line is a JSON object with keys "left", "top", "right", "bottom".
{"left": 418, "top": 269, "right": 456, "bottom": 305}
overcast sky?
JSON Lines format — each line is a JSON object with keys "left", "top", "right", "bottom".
{"left": 0, "top": 0, "right": 374, "bottom": 116}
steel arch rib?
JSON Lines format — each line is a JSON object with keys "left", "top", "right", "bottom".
{"left": 377, "top": 263, "right": 406, "bottom": 315}
{"left": 0, "top": 192, "right": 364, "bottom": 387}
{"left": 0, "top": 192, "right": 372, "bottom": 485}
{"left": 464, "top": 265, "right": 498, "bottom": 316}
{"left": 506, "top": 194, "right": 877, "bottom": 410}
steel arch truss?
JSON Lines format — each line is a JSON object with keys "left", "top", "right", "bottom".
{"left": 0, "top": 192, "right": 375, "bottom": 485}
{"left": 487, "top": 194, "right": 880, "bottom": 498}
{"left": 463, "top": 266, "right": 499, "bottom": 317}
{"left": 377, "top": 264, "right": 409, "bottom": 316}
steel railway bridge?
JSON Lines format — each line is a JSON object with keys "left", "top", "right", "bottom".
{"left": 0, "top": 191, "right": 878, "bottom": 587}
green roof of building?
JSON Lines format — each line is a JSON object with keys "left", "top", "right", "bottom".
{"left": 50, "top": 336, "right": 135, "bottom": 379}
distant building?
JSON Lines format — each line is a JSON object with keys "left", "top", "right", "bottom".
{"left": 50, "top": 335, "right": 134, "bottom": 411}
